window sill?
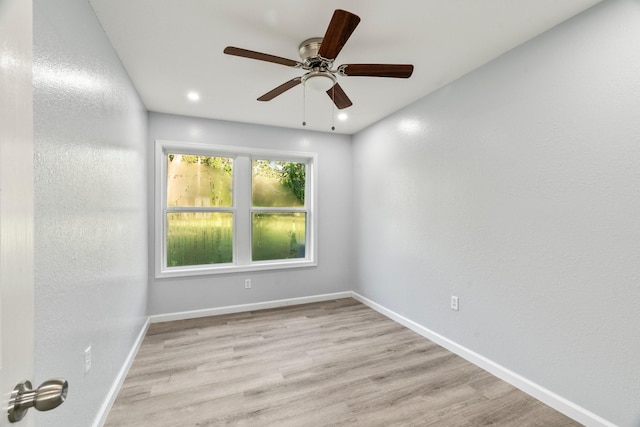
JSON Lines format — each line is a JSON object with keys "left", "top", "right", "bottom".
{"left": 155, "top": 259, "right": 317, "bottom": 279}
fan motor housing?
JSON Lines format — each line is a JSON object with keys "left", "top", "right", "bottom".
{"left": 298, "top": 37, "right": 333, "bottom": 70}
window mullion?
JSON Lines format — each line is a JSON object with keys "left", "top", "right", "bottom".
{"left": 166, "top": 207, "right": 233, "bottom": 213}
{"left": 251, "top": 207, "right": 307, "bottom": 213}
{"left": 234, "top": 156, "right": 251, "bottom": 265}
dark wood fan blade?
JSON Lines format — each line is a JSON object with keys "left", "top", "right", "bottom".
{"left": 224, "top": 46, "right": 301, "bottom": 67}
{"left": 317, "top": 10, "right": 361, "bottom": 60}
{"left": 326, "top": 83, "right": 353, "bottom": 110}
{"left": 257, "top": 78, "right": 302, "bottom": 101}
{"left": 339, "top": 64, "right": 414, "bottom": 78}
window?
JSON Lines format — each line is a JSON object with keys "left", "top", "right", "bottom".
{"left": 155, "top": 141, "right": 316, "bottom": 277}
{"left": 252, "top": 160, "right": 307, "bottom": 262}
{"left": 165, "top": 154, "right": 234, "bottom": 267}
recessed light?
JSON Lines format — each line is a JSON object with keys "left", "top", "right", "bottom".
{"left": 337, "top": 112, "right": 348, "bottom": 121}
{"left": 187, "top": 91, "right": 200, "bottom": 101}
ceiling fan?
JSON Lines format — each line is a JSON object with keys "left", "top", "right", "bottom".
{"left": 223, "top": 9, "right": 414, "bottom": 110}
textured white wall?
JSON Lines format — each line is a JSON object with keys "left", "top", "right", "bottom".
{"left": 352, "top": 0, "right": 640, "bottom": 425}
{"left": 33, "top": 0, "right": 148, "bottom": 426}
{"left": 147, "top": 113, "right": 352, "bottom": 315}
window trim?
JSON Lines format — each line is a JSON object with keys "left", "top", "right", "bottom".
{"left": 154, "top": 140, "right": 317, "bottom": 278}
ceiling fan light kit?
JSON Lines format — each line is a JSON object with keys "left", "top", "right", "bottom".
{"left": 301, "top": 71, "right": 336, "bottom": 92}
{"left": 224, "top": 9, "right": 414, "bottom": 126}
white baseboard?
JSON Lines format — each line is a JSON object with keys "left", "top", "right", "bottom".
{"left": 149, "top": 291, "right": 353, "bottom": 323}
{"left": 92, "top": 317, "right": 150, "bottom": 427}
{"left": 350, "top": 292, "right": 616, "bottom": 427}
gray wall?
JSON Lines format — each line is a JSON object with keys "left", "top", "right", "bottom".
{"left": 352, "top": 0, "right": 640, "bottom": 425}
{"left": 147, "top": 113, "right": 352, "bottom": 315}
{"left": 33, "top": 0, "right": 148, "bottom": 426}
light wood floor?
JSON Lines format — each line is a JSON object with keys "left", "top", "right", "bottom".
{"left": 105, "top": 298, "right": 581, "bottom": 426}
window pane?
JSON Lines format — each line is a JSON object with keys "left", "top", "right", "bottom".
{"left": 252, "top": 160, "right": 305, "bottom": 207}
{"left": 252, "top": 213, "right": 306, "bottom": 261}
{"left": 167, "top": 212, "right": 233, "bottom": 266}
{"left": 167, "top": 154, "right": 233, "bottom": 207}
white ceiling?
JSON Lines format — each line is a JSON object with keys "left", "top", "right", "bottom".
{"left": 89, "top": 0, "right": 601, "bottom": 135}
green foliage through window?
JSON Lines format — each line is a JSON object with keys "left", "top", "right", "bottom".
{"left": 166, "top": 212, "right": 233, "bottom": 266}
{"left": 167, "top": 154, "right": 233, "bottom": 208}
{"left": 252, "top": 160, "right": 305, "bottom": 207}
{"left": 252, "top": 213, "right": 306, "bottom": 261}
{"left": 281, "top": 162, "right": 305, "bottom": 204}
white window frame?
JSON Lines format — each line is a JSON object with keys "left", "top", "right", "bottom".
{"left": 155, "top": 140, "right": 317, "bottom": 278}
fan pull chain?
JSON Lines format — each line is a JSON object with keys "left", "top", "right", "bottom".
{"left": 302, "top": 84, "right": 307, "bottom": 127}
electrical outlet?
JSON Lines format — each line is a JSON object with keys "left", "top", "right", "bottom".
{"left": 244, "top": 279, "right": 251, "bottom": 289}
{"left": 84, "top": 346, "right": 92, "bottom": 374}
{"left": 450, "top": 296, "right": 459, "bottom": 311}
